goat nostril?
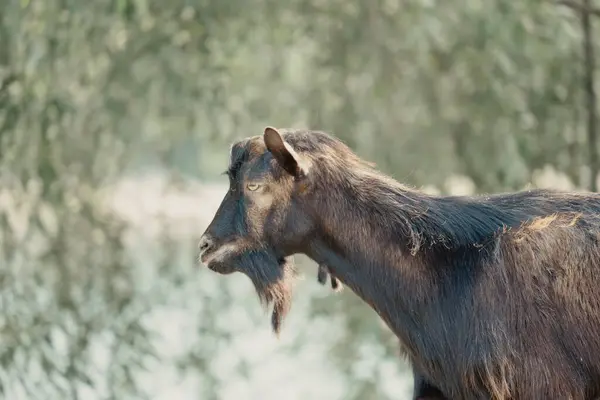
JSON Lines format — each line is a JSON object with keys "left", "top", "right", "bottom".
{"left": 198, "top": 235, "right": 214, "bottom": 252}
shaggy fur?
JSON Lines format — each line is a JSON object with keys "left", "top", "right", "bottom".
{"left": 241, "top": 249, "right": 296, "bottom": 335}
{"left": 200, "top": 128, "right": 600, "bottom": 400}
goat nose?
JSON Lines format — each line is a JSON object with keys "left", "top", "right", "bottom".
{"left": 198, "top": 234, "right": 214, "bottom": 252}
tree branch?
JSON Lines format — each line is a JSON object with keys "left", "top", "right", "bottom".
{"left": 557, "top": 0, "right": 600, "bottom": 18}
{"left": 581, "top": 0, "right": 599, "bottom": 191}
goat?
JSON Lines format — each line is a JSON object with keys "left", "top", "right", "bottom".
{"left": 199, "top": 127, "right": 600, "bottom": 400}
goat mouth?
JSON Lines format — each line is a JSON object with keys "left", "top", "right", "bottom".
{"left": 200, "top": 240, "right": 250, "bottom": 267}
{"left": 199, "top": 243, "right": 227, "bottom": 265}
{"left": 199, "top": 245, "right": 239, "bottom": 275}
{"left": 206, "top": 262, "right": 235, "bottom": 275}
{"left": 200, "top": 247, "right": 216, "bottom": 264}
{"left": 202, "top": 256, "right": 236, "bottom": 275}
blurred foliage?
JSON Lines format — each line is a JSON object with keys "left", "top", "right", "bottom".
{"left": 0, "top": 0, "right": 598, "bottom": 399}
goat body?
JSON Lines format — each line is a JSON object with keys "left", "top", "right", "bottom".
{"left": 200, "top": 128, "right": 600, "bottom": 400}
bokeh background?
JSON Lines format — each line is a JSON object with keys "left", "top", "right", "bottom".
{"left": 1, "top": 0, "right": 599, "bottom": 399}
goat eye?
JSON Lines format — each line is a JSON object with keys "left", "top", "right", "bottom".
{"left": 246, "top": 183, "right": 261, "bottom": 191}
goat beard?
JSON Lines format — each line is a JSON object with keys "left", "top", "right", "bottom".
{"left": 236, "top": 248, "right": 297, "bottom": 336}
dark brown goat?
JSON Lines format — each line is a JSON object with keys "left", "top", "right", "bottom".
{"left": 199, "top": 127, "right": 600, "bottom": 400}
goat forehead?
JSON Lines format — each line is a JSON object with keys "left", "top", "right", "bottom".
{"left": 246, "top": 137, "right": 267, "bottom": 157}
{"left": 246, "top": 155, "right": 273, "bottom": 179}
{"left": 229, "top": 137, "right": 266, "bottom": 167}
{"left": 230, "top": 153, "right": 273, "bottom": 183}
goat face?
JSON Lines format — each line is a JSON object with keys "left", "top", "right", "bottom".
{"left": 198, "top": 127, "right": 315, "bottom": 333}
{"left": 199, "top": 126, "right": 314, "bottom": 274}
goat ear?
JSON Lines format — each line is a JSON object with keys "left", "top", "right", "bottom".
{"left": 264, "top": 127, "right": 306, "bottom": 178}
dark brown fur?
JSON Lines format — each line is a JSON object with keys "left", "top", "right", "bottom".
{"left": 199, "top": 127, "right": 600, "bottom": 400}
